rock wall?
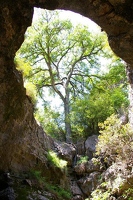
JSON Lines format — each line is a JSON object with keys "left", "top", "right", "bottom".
{"left": 0, "top": 0, "right": 133, "bottom": 171}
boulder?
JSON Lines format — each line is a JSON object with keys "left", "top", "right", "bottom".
{"left": 71, "top": 195, "right": 84, "bottom": 200}
{"left": 76, "top": 140, "right": 86, "bottom": 156}
{"left": 78, "top": 172, "right": 101, "bottom": 196}
{"left": 74, "top": 159, "right": 102, "bottom": 176}
{"left": 102, "top": 162, "right": 133, "bottom": 196}
{"left": 85, "top": 135, "right": 98, "bottom": 159}
{"left": 54, "top": 142, "right": 76, "bottom": 166}
{"left": 71, "top": 180, "right": 83, "bottom": 196}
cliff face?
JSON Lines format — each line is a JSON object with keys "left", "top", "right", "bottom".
{"left": 0, "top": 0, "right": 133, "bottom": 172}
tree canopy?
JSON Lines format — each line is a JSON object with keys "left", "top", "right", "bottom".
{"left": 16, "top": 9, "right": 128, "bottom": 142}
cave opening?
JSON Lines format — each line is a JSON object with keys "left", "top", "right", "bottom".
{"left": 15, "top": 8, "right": 128, "bottom": 143}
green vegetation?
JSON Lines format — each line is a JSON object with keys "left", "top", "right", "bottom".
{"left": 123, "top": 188, "right": 133, "bottom": 199}
{"left": 13, "top": 8, "right": 132, "bottom": 200}
{"left": 90, "top": 189, "right": 111, "bottom": 200}
{"left": 17, "top": 9, "right": 121, "bottom": 142}
{"left": 44, "top": 183, "right": 72, "bottom": 200}
{"left": 29, "top": 169, "right": 71, "bottom": 199}
{"left": 88, "top": 114, "right": 133, "bottom": 200}
{"left": 35, "top": 106, "right": 65, "bottom": 141}
{"left": 47, "top": 150, "right": 67, "bottom": 169}
{"left": 96, "top": 114, "right": 133, "bottom": 164}
{"left": 15, "top": 56, "right": 37, "bottom": 104}
{"left": 77, "top": 156, "right": 88, "bottom": 164}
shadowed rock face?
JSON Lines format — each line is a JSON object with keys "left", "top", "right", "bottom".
{"left": 0, "top": 0, "right": 133, "bottom": 171}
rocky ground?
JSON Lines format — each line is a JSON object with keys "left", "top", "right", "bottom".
{"left": 0, "top": 134, "right": 132, "bottom": 200}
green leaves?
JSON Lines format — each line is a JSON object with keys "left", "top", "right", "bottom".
{"left": 70, "top": 60, "right": 128, "bottom": 140}
{"left": 96, "top": 114, "right": 133, "bottom": 163}
{"left": 16, "top": 9, "right": 128, "bottom": 142}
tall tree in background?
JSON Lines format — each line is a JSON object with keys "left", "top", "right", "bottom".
{"left": 70, "top": 60, "right": 128, "bottom": 140}
{"left": 17, "top": 10, "right": 112, "bottom": 142}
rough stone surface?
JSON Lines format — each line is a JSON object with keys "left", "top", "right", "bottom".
{"left": 55, "top": 142, "right": 76, "bottom": 166}
{"left": 78, "top": 172, "right": 101, "bottom": 196}
{"left": 102, "top": 162, "right": 133, "bottom": 195}
{"left": 74, "top": 159, "right": 101, "bottom": 176}
{"left": 72, "top": 195, "right": 84, "bottom": 200}
{"left": 85, "top": 135, "right": 98, "bottom": 159}
{"left": 71, "top": 180, "right": 83, "bottom": 196}
{"left": 76, "top": 140, "right": 85, "bottom": 156}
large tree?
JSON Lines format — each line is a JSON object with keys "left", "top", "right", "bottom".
{"left": 71, "top": 59, "right": 128, "bottom": 140}
{"left": 18, "top": 10, "right": 111, "bottom": 142}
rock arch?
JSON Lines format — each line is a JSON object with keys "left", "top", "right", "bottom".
{"left": 0, "top": 0, "right": 133, "bottom": 171}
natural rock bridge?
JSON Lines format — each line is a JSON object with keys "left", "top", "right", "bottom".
{"left": 0, "top": 0, "right": 133, "bottom": 172}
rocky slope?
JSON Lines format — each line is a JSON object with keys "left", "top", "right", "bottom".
{"left": 0, "top": 134, "right": 132, "bottom": 200}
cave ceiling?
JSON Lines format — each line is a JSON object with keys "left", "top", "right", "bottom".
{"left": 1, "top": 0, "right": 133, "bottom": 65}
{"left": 0, "top": 0, "right": 133, "bottom": 171}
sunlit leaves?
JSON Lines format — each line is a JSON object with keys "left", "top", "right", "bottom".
{"left": 96, "top": 114, "right": 133, "bottom": 163}
{"left": 14, "top": 55, "right": 32, "bottom": 77}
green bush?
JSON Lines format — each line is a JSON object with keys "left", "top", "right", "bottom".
{"left": 90, "top": 189, "right": 111, "bottom": 200}
{"left": 96, "top": 114, "right": 133, "bottom": 163}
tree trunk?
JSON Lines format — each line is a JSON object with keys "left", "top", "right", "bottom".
{"left": 64, "top": 89, "right": 72, "bottom": 143}
{"left": 126, "top": 65, "right": 133, "bottom": 127}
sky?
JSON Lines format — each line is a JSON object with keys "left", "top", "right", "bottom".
{"left": 59, "top": 10, "right": 100, "bottom": 32}
{"left": 33, "top": 8, "right": 100, "bottom": 33}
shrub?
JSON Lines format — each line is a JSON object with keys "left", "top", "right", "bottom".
{"left": 96, "top": 114, "right": 133, "bottom": 164}
{"left": 90, "top": 189, "right": 111, "bottom": 200}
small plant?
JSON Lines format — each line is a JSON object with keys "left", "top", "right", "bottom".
{"left": 45, "top": 183, "right": 72, "bottom": 199}
{"left": 29, "top": 169, "right": 45, "bottom": 184}
{"left": 47, "top": 150, "right": 67, "bottom": 169}
{"left": 29, "top": 169, "right": 71, "bottom": 199}
{"left": 123, "top": 188, "right": 133, "bottom": 199}
{"left": 24, "top": 82, "right": 37, "bottom": 104}
{"left": 90, "top": 189, "right": 111, "bottom": 200}
{"left": 91, "top": 158, "right": 101, "bottom": 165}
{"left": 77, "top": 156, "right": 88, "bottom": 164}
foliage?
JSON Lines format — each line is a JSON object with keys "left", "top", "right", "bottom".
{"left": 70, "top": 61, "right": 128, "bottom": 140}
{"left": 77, "top": 156, "right": 88, "bottom": 164}
{"left": 29, "top": 169, "right": 71, "bottom": 199}
{"left": 15, "top": 55, "right": 37, "bottom": 104}
{"left": 90, "top": 189, "right": 111, "bottom": 200}
{"left": 24, "top": 82, "right": 37, "bottom": 104}
{"left": 34, "top": 106, "right": 65, "bottom": 141}
{"left": 17, "top": 9, "right": 111, "bottom": 142}
{"left": 123, "top": 188, "right": 133, "bottom": 199}
{"left": 14, "top": 56, "right": 32, "bottom": 78}
{"left": 29, "top": 169, "right": 44, "bottom": 184}
{"left": 44, "top": 183, "right": 72, "bottom": 200}
{"left": 16, "top": 9, "right": 128, "bottom": 142}
{"left": 96, "top": 114, "right": 133, "bottom": 164}
{"left": 47, "top": 150, "right": 67, "bottom": 169}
